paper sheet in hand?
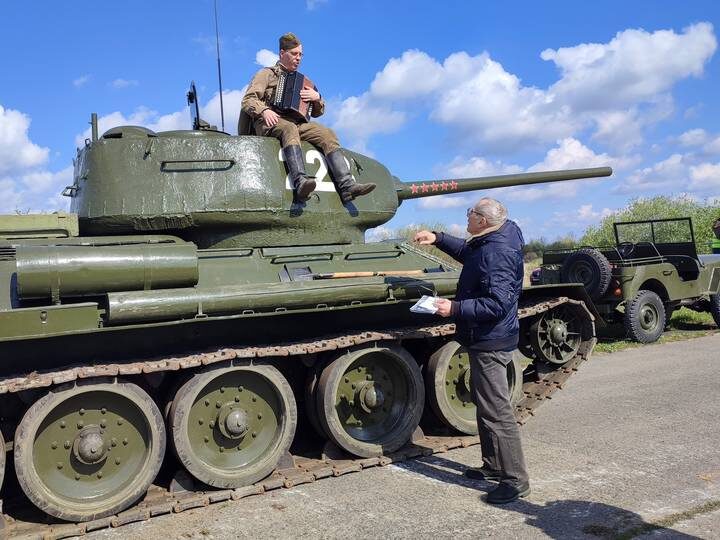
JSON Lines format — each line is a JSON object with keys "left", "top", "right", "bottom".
{"left": 410, "top": 295, "right": 439, "bottom": 314}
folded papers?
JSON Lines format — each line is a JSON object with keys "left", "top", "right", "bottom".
{"left": 410, "top": 295, "right": 439, "bottom": 314}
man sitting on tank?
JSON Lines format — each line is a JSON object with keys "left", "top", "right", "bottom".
{"left": 241, "top": 32, "right": 375, "bottom": 204}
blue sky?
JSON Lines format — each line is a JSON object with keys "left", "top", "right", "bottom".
{"left": 1, "top": 1, "right": 718, "bottom": 241}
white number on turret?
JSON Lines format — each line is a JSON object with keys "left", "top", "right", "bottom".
{"left": 278, "top": 148, "right": 354, "bottom": 193}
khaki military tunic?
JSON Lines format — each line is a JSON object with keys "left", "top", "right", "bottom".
{"left": 241, "top": 62, "right": 339, "bottom": 154}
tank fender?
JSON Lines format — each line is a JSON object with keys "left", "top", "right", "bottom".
{"left": 521, "top": 283, "right": 603, "bottom": 326}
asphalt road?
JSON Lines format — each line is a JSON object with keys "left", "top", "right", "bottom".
{"left": 87, "top": 334, "right": 720, "bottom": 540}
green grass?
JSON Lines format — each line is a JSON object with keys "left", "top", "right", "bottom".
{"left": 594, "top": 307, "right": 717, "bottom": 354}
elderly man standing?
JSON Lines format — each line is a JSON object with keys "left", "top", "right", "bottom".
{"left": 414, "top": 198, "right": 530, "bottom": 504}
{"left": 241, "top": 32, "right": 375, "bottom": 203}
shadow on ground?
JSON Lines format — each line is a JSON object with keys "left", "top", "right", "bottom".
{"left": 394, "top": 455, "right": 698, "bottom": 539}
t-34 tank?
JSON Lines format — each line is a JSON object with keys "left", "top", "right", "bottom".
{"left": 0, "top": 92, "right": 611, "bottom": 526}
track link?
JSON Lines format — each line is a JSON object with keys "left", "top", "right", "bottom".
{"left": 1, "top": 296, "right": 595, "bottom": 538}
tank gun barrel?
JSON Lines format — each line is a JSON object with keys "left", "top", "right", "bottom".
{"left": 396, "top": 166, "right": 612, "bottom": 201}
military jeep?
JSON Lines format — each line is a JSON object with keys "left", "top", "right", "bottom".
{"left": 534, "top": 217, "right": 720, "bottom": 342}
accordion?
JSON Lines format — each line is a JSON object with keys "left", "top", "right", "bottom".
{"left": 272, "top": 71, "right": 315, "bottom": 123}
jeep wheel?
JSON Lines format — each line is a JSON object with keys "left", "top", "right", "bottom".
{"left": 560, "top": 248, "right": 612, "bottom": 300}
{"left": 710, "top": 294, "right": 720, "bottom": 327}
{"left": 624, "top": 290, "right": 666, "bottom": 343}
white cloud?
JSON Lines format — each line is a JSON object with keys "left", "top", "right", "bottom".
{"left": 0, "top": 178, "right": 23, "bottom": 213}
{"left": 202, "top": 89, "right": 246, "bottom": 132}
{"left": 21, "top": 166, "right": 73, "bottom": 195}
{"left": 548, "top": 204, "right": 614, "bottom": 227}
{"left": 615, "top": 153, "right": 688, "bottom": 194}
{"left": 255, "top": 49, "right": 278, "bottom": 67}
{"left": 110, "top": 79, "right": 139, "bottom": 89}
{"left": 678, "top": 128, "right": 708, "bottom": 147}
{"left": 0, "top": 105, "right": 49, "bottom": 175}
{"left": 541, "top": 23, "right": 717, "bottom": 110}
{"left": 0, "top": 166, "right": 72, "bottom": 214}
{"left": 529, "top": 137, "right": 637, "bottom": 172}
{"left": 613, "top": 151, "right": 720, "bottom": 195}
{"left": 332, "top": 93, "right": 406, "bottom": 151}
{"left": 591, "top": 109, "right": 644, "bottom": 151}
{"left": 0, "top": 105, "right": 72, "bottom": 212}
{"left": 689, "top": 162, "right": 720, "bottom": 190}
{"left": 704, "top": 136, "right": 720, "bottom": 155}
{"left": 333, "top": 22, "right": 717, "bottom": 154}
{"left": 431, "top": 52, "right": 578, "bottom": 151}
{"left": 73, "top": 74, "right": 91, "bottom": 88}
{"left": 370, "top": 50, "right": 444, "bottom": 99}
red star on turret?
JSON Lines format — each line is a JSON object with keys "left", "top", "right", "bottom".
{"left": 421, "top": 183, "right": 430, "bottom": 193}
{"left": 431, "top": 182, "right": 440, "bottom": 192}
{"left": 410, "top": 183, "right": 419, "bottom": 194}
{"left": 441, "top": 181, "right": 449, "bottom": 191}
{"left": 450, "top": 180, "right": 459, "bottom": 190}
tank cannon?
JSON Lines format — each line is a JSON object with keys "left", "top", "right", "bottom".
{"left": 0, "top": 91, "right": 609, "bottom": 529}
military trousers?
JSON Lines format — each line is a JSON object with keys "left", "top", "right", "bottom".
{"left": 254, "top": 117, "right": 340, "bottom": 155}
{"left": 468, "top": 349, "right": 529, "bottom": 487}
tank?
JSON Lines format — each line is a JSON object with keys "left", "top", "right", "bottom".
{"left": 0, "top": 89, "right": 612, "bottom": 530}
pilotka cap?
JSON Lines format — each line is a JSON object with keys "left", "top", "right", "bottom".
{"left": 279, "top": 32, "right": 301, "bottom": 51}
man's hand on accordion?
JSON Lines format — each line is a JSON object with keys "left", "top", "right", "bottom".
{"left": 261, "top": 109, "right": 280, "bottom": 128}
{"left": 300, "top": 88, "right": 320, "bottom": 103}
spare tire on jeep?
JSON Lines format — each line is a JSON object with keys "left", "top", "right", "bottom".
{"left": 560, "top": 248, "right": 612, "bottom": 300}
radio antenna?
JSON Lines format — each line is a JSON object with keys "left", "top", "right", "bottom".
{"left": 214, "top": 0, "right": 225, "bottom": 131}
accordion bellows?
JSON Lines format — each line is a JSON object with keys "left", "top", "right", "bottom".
{"left": 273, "top": 71, "right": 315, "bottom": 123}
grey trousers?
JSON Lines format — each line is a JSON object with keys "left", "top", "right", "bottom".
{"left": 469, "top": 349, "right": 529, "bottom": 487}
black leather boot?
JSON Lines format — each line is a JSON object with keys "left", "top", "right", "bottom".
{"left": 283, "top": 145, "right": 316, "bottom": 202}
{"left": 326, "top": 150, "right": 376, "bottom": 203}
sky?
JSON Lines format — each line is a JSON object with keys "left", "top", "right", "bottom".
{"left": 1, "top": 0, "right": 719, "bottom": 242}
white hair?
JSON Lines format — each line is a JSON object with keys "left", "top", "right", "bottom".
{"left": 474, "top": 198, "right": 507, "bottom": 226}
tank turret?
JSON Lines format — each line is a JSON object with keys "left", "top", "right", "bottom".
{"left": 67, "top": 113, "right": 611, "bottom": 249}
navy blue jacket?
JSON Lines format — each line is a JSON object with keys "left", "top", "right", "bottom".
{"left": 434, "top": 220, "right": 525, "bottom": 351}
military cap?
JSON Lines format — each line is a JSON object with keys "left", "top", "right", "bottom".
{"left": 279, "top": 32, "right": 301, "bottom": 51}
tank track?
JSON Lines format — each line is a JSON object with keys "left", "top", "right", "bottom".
{"left": 1, "top": 296, "right": 595, "bottom": 538}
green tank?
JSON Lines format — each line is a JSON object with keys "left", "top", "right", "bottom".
{"left": 0, "top": 91, "right": 611, "bottom": 527}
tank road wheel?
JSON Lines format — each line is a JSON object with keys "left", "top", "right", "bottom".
{"left": 425, "top": 341, "right": 524, "bottom": 434}
{"left": 624, "top": 290, "right": 666, "bottom": 343}
{"left": 560, "top": 248, "right": 612, "bottom": 300}
{"left": 317, "top": 345, "right": 424, "bottom": 457}
{"left": 13, "top": 380, "right": 165, "bottom": 522}
{"left": 169, "top": 364, "right": 297, "bottom": 488}
{"left": 529, "top": 305, "right": 583, "bottom": 365}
